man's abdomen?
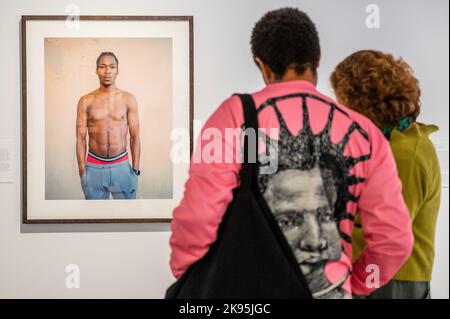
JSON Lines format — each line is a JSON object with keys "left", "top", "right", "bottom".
{"left": 88, "top": 123, "right": 128, "bottom": 157}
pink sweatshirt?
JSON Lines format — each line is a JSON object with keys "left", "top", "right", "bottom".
{"left": 170, "top": 80, "right": 413, "bottom": 297}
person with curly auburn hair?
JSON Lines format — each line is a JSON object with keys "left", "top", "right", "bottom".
{"left": 331, "top": 50, "right": 442, "bottom": 299}
{"left": 331, "top": 50, "right": 422, "bottom": 138}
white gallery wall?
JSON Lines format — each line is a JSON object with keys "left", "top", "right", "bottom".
{"left": 0, "top": 0, "right": 448, "bottom": 298}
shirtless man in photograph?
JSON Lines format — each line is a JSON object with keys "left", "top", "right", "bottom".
{"left": 76, "top": 52, "right": 141, "bottom": 200}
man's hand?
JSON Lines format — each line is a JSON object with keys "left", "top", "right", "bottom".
{"left": 79, "top": 166, "right": 85, "bottom": 177}
{"left": 127, "top": 93, "right": 141, "bottom": 175}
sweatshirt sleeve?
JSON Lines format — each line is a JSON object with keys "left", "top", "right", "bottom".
{"left": 169, "top": 96, "right": 243, "bottom": 279}
{"left": 351, "top": 127, "right": 414, "bottom": 296}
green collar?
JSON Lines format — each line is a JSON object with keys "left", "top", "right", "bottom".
{"left": 382, "top": 117, "right": 414, "bottom": 140}
{"left": 390, "top": 122, "right": 439, "bottom": 141}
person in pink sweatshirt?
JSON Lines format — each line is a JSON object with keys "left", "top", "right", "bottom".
{"left": 169, "top": 8, "right": 413, "bottom": 298}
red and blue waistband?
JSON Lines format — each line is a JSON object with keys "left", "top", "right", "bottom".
{"left": 86, "top": 150, "right": 129, "bottom": 165}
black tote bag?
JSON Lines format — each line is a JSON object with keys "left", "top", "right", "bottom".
{"left": 165, "top": 94, "right": 312, "bottom": 299}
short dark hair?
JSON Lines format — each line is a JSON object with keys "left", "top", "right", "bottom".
{"left": 251, "top": 8, "right": 321, "bottom": 79}
{"left": 96, "top": 52, "right": 119, "bottom": 68}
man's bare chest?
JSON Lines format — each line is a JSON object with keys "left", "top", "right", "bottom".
{"left": 88, "top": 98, "right": 128, "bottom": 122}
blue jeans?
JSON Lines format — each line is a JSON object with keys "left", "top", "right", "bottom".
{"left": 81, "top": 161, "right": 138, "bottom": 200}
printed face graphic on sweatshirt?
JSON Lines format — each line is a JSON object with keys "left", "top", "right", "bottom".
{"left": 265, "top": 168, "right": 341, "bottom": 270}
{"left": 257, "top": 94, "right": 371, "bottom": 298}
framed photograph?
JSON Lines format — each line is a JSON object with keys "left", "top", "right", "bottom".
{"left": 21, "top": 16, "right": 194, "bottom": 223}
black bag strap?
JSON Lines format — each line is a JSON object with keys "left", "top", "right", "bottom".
{"left": 235, "top": 94, "right": 313, "bottom": 299}
{"left": 165, "top": 93, "right": 313, "bottom": 299}
{"left": 236, "top": 94, "right": 258, "bottom": 191}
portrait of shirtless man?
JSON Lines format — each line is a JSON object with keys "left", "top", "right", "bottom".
{"left": 76, "top": 52, "right": 141, "bottom": 200}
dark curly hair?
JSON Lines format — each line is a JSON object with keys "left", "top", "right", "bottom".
{"left": 330, "top": 50, "right": 421, "bottom": 128}
{"left": 251, "top": 8, "right": 321, "bottom": 79}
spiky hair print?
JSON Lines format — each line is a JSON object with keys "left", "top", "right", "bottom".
{"left": 256, "top": 93, "right": 372, "bottom": 244}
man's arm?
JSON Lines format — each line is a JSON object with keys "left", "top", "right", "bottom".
{"left": 127, "top": 94, "right": 141, "bottom": 170}
{"left": 169, "top": 96, "right": 242, "bottom": 279}
{"left": 76, "top": 97, "right": 88, "bottom": 176}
